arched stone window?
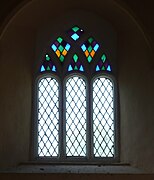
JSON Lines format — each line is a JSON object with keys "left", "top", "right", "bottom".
{"left": 34, "top": 25, "right": 118, "bottom": 163}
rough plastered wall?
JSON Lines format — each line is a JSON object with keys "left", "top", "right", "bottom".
{"left": 118, "top": 20, "right": 154, "bottom": 172}
{"left": 0, "top": 18, "right": 36, "bottom": 167}
{"left": 114, "top": 3, "right": 154, "bottom": 172}
{"left": 0, "top": 0, "right": 153, "bottom": 174}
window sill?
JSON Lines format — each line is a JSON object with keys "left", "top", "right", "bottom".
{"left": 0, "top": 163, "right": 147, "bottom": 174}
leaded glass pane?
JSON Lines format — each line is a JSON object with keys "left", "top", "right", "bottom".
{"left": 81, "top": 37, "right": 99, "bottom": 63}
{"left": 38, "top": 77, "right": 59, "bottom": 157}
{"left": 40, "top": 54, "right": 57, "bottom": 72}
{"left": 93, "top": 77, "right": 114, "bottom": 157}
{"left": 68, "top": 26, "right": 84, "bottom": 41}
{"left": 51, "top": 37, "right": 71, "bottom": 62}
{"left": 67, "top": 54, "right": 84, "bottom": 72}
{"left": 95, "top": 54, "right": 112, "bottom": 72}
{"left": 66, "top": 77, "right": 86, "bottom": 156}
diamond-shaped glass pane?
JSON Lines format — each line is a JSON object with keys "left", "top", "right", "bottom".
{"left": 66, "top": 77, "right": 86, "bottom": 156}
{"left": 93, "top": 77, "right": 114, "bottom": 157}
{"left": 38, "top": 78, "right": 59, "bottom": 157}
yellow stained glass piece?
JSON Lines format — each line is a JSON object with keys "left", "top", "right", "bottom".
{"left": 85, "top": 50, "right": 89, "bottom": 57}
{"left": 56, "top": 50, "right": 61, "bottom": 57}
{"left": 90, "top": 50, "right": 95, "bottom": 57}
{"left": 62, "top": 49, "right": 67, "bottom": 56}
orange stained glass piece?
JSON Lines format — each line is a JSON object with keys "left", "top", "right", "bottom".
{"left": 56, "top": 50, "right": 61, "bottom": 57}
{"left": 90, "top": 50, "right": 95, "bottom": 57}
{"left": 62, "top": 49, "right": 67, "bottom": 56}
{"left": 85, "top": 50, "right": 89, "bottom": 57}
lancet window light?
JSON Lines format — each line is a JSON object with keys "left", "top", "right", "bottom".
{"left": 36, "top": 25, "right": 117, "bottom": 162}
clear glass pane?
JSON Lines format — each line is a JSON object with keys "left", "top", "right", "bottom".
{"left": 66, "top": 76, "right": 86, "bottom": 156}
{"left": 38, "top": 77, "right": 59, "bottom": 157}
{"left": 93, "top": 77, "right": 114, "bottom": 157}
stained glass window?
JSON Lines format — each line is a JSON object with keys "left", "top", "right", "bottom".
{"left": 68, "top": 54, "right": 84, "bottom": 72}
{"left": 40, "top": 54, "right": 56, "bottom": 72}
{"left": 51, "top": 37, "right": 71, "bottom": 62}
{"left": 68, "top": 26, "right": 84, "bottom": 41}
{"left": 96, "top": 54, "right": 112, "bottom": 72}
{"left": 36, "top": 25, "right": 117, "bottom": 162}
{"left": 81, "top": 37, "right": 99, "bottom": 63}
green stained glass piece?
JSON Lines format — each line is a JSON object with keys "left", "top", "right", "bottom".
{"left": 46, "top": 66, "right": 50, "bottom": 71}
{"left": 74, "top": 65, "right": 78, "bottom": 70}
{"left": 59, "top": 45, "right": 64, "bottom": 52}
{"left": 88, "top": 37, "right": 93, "bottom": 43}
{"left": 102, "top": 66, "right": 106, "bottom": 70}
{"left": 73, "top": 54, "right": 78, "bottom": 62}
{"left": 57, "top": 37, "right": 63, "bottom": 43}
{"left": 88, "top": 46, "right": 92, "bottom": 52}
{"left": 60, "top": 55, "right": 64, "bottom": 62}
{"left": 101, "top": 54, "right": 106, "bottom": 63}
{"left": 87, "top": 56, "right": 92, "bottom": 63}
{"left": 46, "top": 54, "right": 50, "bottom": 61}
{"left": 72, "top": 26, "right": 79, "bottom": 32}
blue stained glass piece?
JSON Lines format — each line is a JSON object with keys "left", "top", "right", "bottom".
{"left": 81, "top": 44, "right": 86, "bottom": 51}
{"left": 68, "top": 65, "right": 73, "bottom": 71}
{"left": 94, "top": 44, "right": 99, "bottom": 51}
{"left": 96, "top": 65, "right": 100, "bottom": 71}
{"left": 71, "top": 33, "right": 79, "bottom": 41}
{"left": 52, "top": 65, "right": 56, "bottom": 72}
{"left": 41, "top": 65, "right": 45, "bottom": 72}
{"left": 51, "top": 44, "right": 57, "bottom": 52}
{"left": 107, "top": 65, "right": 111, "bottom": 71}
{"left": 65, "top": 44, "right": 71, "bottom": 51}
{"left": 79, "top": 65, "right": 84, "bottom": 72}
